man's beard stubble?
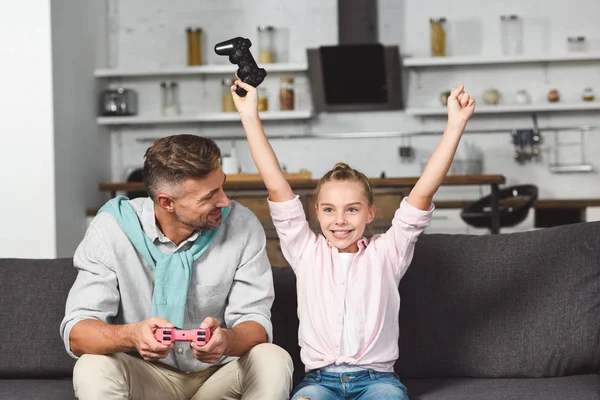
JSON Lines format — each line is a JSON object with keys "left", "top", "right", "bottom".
{"left": 176, "top": 210, "right": 222, "bottom": 232}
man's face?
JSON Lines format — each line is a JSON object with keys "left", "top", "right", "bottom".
{"left": 170, "top": 167, "right": 231, "bottom": 231}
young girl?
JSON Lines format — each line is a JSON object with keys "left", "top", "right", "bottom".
{"left": 232, "top": 80, "right": 475, "bottom": 400}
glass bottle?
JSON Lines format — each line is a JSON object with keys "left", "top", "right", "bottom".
{"left": 430, "top": 18, "right": 447, "bottom": 57}
{"left": 186, "top": 27, "right": 203, "bottom": 66}
{"left": 582, "top": 88, "right": 595, "bottom": 102}
{"left": 258, "top": 26, "right": 275, "bottom": 64}
{"left": 567, "top": 36, "right": 586, "bottom": 52}
{"left": 500, "top": 15, "right": 523, "bottom": 55}
{"left": 279, "top": 77, "right": 295, "bottom": 111}
{"left": 258, "top": 87, "right": 269, "bottom": 111}
{"left": 222, "top": 78, "right": 236, "bottom": 113}
{"left": 160, "top": 81, "right": 180, "bottom": 116}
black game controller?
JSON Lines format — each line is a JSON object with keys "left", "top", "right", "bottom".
{"left": 214, "top": 37, "right": 267, "bottom": 97}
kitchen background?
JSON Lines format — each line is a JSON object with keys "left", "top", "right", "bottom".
{"left": 107, "top": 0, "right": 600, "bottom": 190}
{"left": 3, "top": 0, "right": 600, "bottom": 258}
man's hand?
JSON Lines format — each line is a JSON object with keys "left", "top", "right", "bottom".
{"left": 447, "top": 84, "right": 475, "bottom": 125}
{"left": 131, "top": 317, "right": 175, "bottom": 361}
{"left": 191, "top": 317, "right": 229, "bottom": 364}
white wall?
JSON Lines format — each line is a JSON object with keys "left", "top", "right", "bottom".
{"left": 0, "top": 0, "right": 110, "bottom": 258}
{"left": 108, "top": 0, "right": 600, "bottom": 202}
{"left": 0, "top": 1, "right": 57, "bottom": 258}
{"left": 51, "top": 0, "right": 111, "bottom": 257}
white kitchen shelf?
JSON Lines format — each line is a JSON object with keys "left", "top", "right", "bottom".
{"left": 403, "top": 52, "right": 600, "bottom": 67}
{"left": 94, "top": 63, "right": 308, "bottom": 78}
{"left": 97, "top": 110, "right": 313, "bottom": 125}
{"left": 406, "top": 102, "right": 600, "bottom": 116}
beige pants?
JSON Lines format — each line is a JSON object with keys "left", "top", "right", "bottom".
{"left": 72, "top": 343, "right": 293, "bottom": 400}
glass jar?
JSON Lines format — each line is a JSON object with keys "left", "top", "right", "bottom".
{"left": 258, "top": 87, "right": 269, "bottom": 111}
{"left": 547, "top": 89, "right": 560, "bottom": 103}
{"left": 160, "top": 81, "right": 180, "bottom": 116}
{"left": 582, "top": 88, "right": 595, "bottom": 102}
{"left": 186, "top": 27, "right": 203, "bottom": 66}
{"left": 258, "top": 26, "right": 275, "bottom": 64}
{"left": 516, "top": 89, "right": 531, "bottom": 104}
{"left": 567, "top": 36, "right": 586, "bottom": 52}
{"left": 279, "top": 77, "right": 295, "bottom": 111}
{"left": 430, "top": 18, "right": 447, "bottom": 57}
{"left": 222, "top": 78, "right": 236, "bottom": 112}
{"left": 500, "top": 15, "right": 523, "bottom": 55}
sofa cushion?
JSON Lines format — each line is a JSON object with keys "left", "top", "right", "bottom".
{"left": 402, "top": 374, "right": 600, "bottom": 400}
{"left": 0, "top": 379, "right": 75, "bottom": 400}
{"left": 397, "top": 222, "right": 600, "bottom": 378}
{"left": 0, "top": 258, "right": 77, "bottom": 378}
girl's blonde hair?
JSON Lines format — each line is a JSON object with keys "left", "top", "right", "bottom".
{"left": 314, "top": 163, "right": 374, "bottom": 206}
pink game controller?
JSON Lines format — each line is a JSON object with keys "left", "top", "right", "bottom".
{"left": 154, "top": 327, "right": 211, "bottom": 346}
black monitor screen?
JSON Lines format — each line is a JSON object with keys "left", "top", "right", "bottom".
{"left": 319, "top": 44, "right": 388, "bottom": 105}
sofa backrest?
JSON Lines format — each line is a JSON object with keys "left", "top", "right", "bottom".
{"left": 0, "top": 258, "right": 77, "bottom": 378}
{"left": 396, "top": 221, "right": 600, "bottom": 379}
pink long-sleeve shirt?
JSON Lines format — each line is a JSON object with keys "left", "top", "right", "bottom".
{"left": 268, "top": 195, "right": 434, "bottom": 372}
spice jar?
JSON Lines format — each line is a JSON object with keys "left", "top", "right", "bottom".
{"left": 186, "top": 27, "right": 203, "bottom": 66}
{"left": 222, "top": 78, "right": 236, "bottom": 112}
{"left": 500, "top": 15, "right": 523, "bottom": 55}
{"left": 582, "top": 88, "right": 595, "bottom": 102}
{"left": 279, "top": 77, "right": 295, "bottom": 111}
{"left": 439, "top": 90, "right": 451, "bottom": 106}
{"left": 547, "top": 89, "right": 560, "bottom": 103}
{"left": 258, "top": 87, "right": 269, "bottom": 111}
{"left": 430, "top": 18, "right": 447, "bottom": 57}
{"left": 258, "top": 26, "right": 275, "bottom": 64}
{"left": 567, "top": 36, "right": 586, "bottom": 52}
{"left": 160, "top": 81, "right": 180, "bottom": 116}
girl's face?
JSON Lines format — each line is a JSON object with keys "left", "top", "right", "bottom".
{"left": 316, "top": 180, "right": 375, "bottom": 253}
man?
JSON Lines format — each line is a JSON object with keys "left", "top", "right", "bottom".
{"left": 60, "top": 134, "right": 293, "bottom": 400}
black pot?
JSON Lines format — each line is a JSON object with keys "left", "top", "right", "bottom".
{"left": 460, "top": 184, "right": 538, "bottom": 229}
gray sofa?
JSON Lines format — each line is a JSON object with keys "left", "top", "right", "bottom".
{"left": 2, "top": 221, "right": 600, "bottom": 399}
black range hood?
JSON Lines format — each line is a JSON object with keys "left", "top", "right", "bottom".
{"left": 306, "top": 0, "right": 404, "bottom": 113}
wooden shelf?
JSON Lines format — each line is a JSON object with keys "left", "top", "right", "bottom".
{"left": 402, "top": 52, "right": 600, "bottom": 67}
{"left": 406, "top": 102, "right": 600, "bottom": 116}
{"left": 94, "top": 63, "right": 308, "bottom": 78}
{"left": 97, "top": 110, "right": 313, "bottom": 125}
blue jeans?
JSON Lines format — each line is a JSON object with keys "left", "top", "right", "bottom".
{"left": 291, "top": 369, "right": 409, "bottom": 400}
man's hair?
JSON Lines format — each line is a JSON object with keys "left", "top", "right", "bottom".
{"left": 143, "top": 134, "right": 221, "bottom": 201}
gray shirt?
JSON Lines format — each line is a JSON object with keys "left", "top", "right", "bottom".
{"left": 59, "top": 197, "right": 274, "bottom": 372}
